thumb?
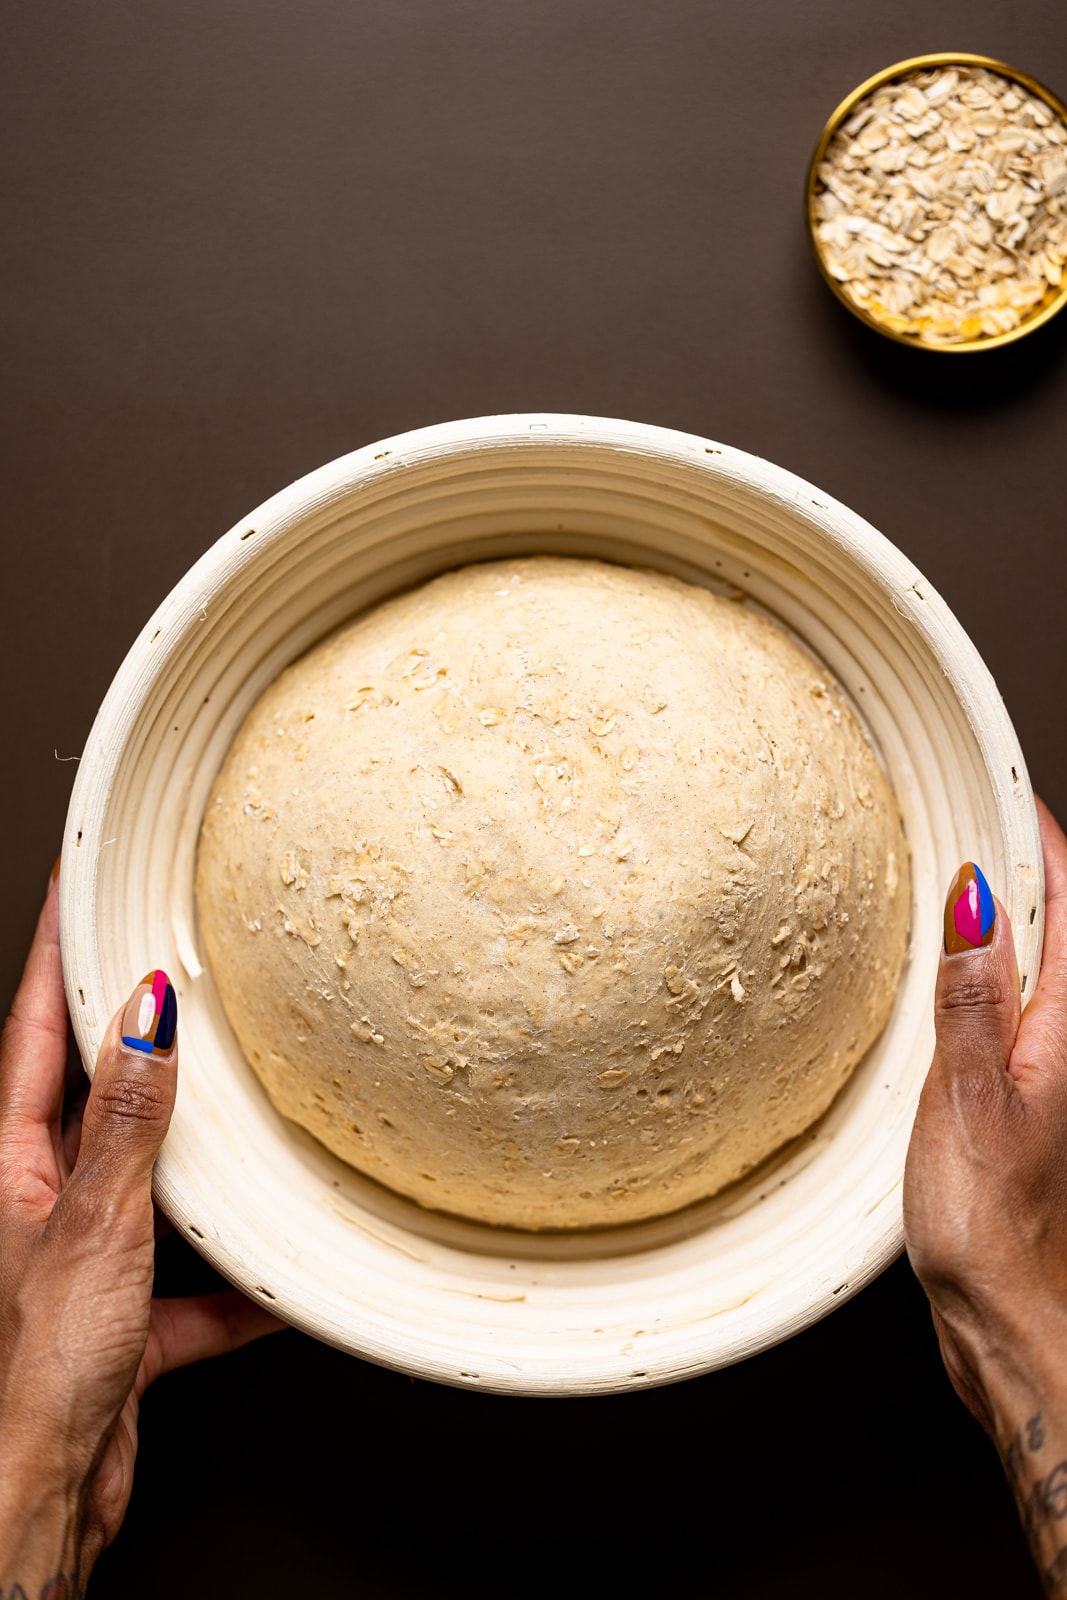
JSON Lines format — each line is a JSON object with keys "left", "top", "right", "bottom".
{"left": 933, "top": 863, "right": 1021, "bottom": 1091}
{"left": 74, "top": 969, "right": 179, "bottom": 1198}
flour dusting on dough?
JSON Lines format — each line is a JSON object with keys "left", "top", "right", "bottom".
{"left": 196, "top": 557, "right": 910, "bottom": 1230}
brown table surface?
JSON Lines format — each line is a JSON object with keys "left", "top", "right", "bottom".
{"left": 4, "top": 2, "right": 1065, "bottom": 1594}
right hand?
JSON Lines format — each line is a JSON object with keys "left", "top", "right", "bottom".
{"left": 905, "top": 797, "right": 1067, "bottom": 1590}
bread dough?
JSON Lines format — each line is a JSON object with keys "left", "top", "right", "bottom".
{"left": 196, "top": 557, "right": 909, "bottom": 1229}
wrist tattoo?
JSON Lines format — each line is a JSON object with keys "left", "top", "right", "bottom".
{"left": 1024, "top": 1462, "right": 1067, "bottom": 1539}
{"left": 39, "top": 1578, "right": 74, "bottom": 1600}
{"left": 1006, "top": 1412, "right": 1047, "bottom": 1484}
{"left": 1045, "top": 1545, "right": 1067, "bottom": 1595}
{"left": 0, "top": 1576, "right": 77, "bottom": 1600}
{"left": 1003, "top": 1410, "right": 1067, "bottom": 1592}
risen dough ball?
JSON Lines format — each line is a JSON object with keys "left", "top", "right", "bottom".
{"left": 196, "top": 557, "right": 909, "bottom": 1229}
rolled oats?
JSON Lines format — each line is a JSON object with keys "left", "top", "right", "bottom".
{"left": 812, "top": 64, "right": 1067, "bottom": 343}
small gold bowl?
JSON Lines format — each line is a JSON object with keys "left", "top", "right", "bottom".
{"left": 807, "top": 52, "right": 1067, "bottom": 352}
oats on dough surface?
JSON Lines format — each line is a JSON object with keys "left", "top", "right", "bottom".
{"left": 197, "top": 557, "right": 910, "bottom": 1230}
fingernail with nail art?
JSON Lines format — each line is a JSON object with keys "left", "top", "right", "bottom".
{"left": 943, "top": 862, "right": 996, "bottom": 955}
{"left": 121, "top": 970, "right": 178, "bottom": 1056}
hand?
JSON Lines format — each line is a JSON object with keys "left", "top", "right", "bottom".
{"left": 905, "top": 797, "right": 1067, "bottom": 1591}
{"left": 0, "top": 866, "right": 282, "bottom": 1593}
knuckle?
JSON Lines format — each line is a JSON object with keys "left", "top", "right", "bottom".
{"left": 93, "top": 1072, "right": 168, "bottom": 1126}
{"left": 936, "top": 970, "right": 1009, "bottom": 1018}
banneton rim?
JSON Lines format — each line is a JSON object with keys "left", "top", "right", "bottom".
{"left": 58, "top": 414, "right": 1044, "bottom": 1394}
{"left": 806, "top": 53, "right": 1067, "bottom": 352}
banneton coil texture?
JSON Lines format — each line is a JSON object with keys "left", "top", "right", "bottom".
{"left": 60, "top": 417, "right": 1042, "bottom": 1391}
{"left": 196, "top": 556, "right": 910, "bottom": 1230}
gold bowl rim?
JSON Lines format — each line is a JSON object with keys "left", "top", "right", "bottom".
{"left": 806, "top": 52, "right": 1067, "bottom": 353}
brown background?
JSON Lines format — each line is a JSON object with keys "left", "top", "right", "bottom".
{"left": 3, "top": 1, "right": 1065, "bottom": 1594}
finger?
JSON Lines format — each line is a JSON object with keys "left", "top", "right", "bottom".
{"left": 0, "top": 864, "right": 68, "bottom": 1145}
{"left": 1013, "top": 796, "right": 1067, "bottom": 1076}
{"left": 138, "top": 1289, "right": 285, "bottom": 1396}
{"left": 72, "top": 969, "right": 179, "bottom": 1203}
{"left": 931, "top": 862, "right": 1021, "bottom": 1097}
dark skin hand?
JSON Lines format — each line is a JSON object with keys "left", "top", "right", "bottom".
{"left": 0, "top": 867, "right": 281, "bottom": 1594}
{"left": 906, "top": 796, "right": 1067, "bottom": 1594}
{"left": 5, "top": 798, "right": 1067, "bottom": 1593}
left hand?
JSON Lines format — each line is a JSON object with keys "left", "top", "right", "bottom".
{"left": 0, "top": 865, "right": 282, "bottom": 1590}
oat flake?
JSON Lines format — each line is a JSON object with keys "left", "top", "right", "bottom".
{"left": 813, "top": 64, "right": 1067, "bottom": 343}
